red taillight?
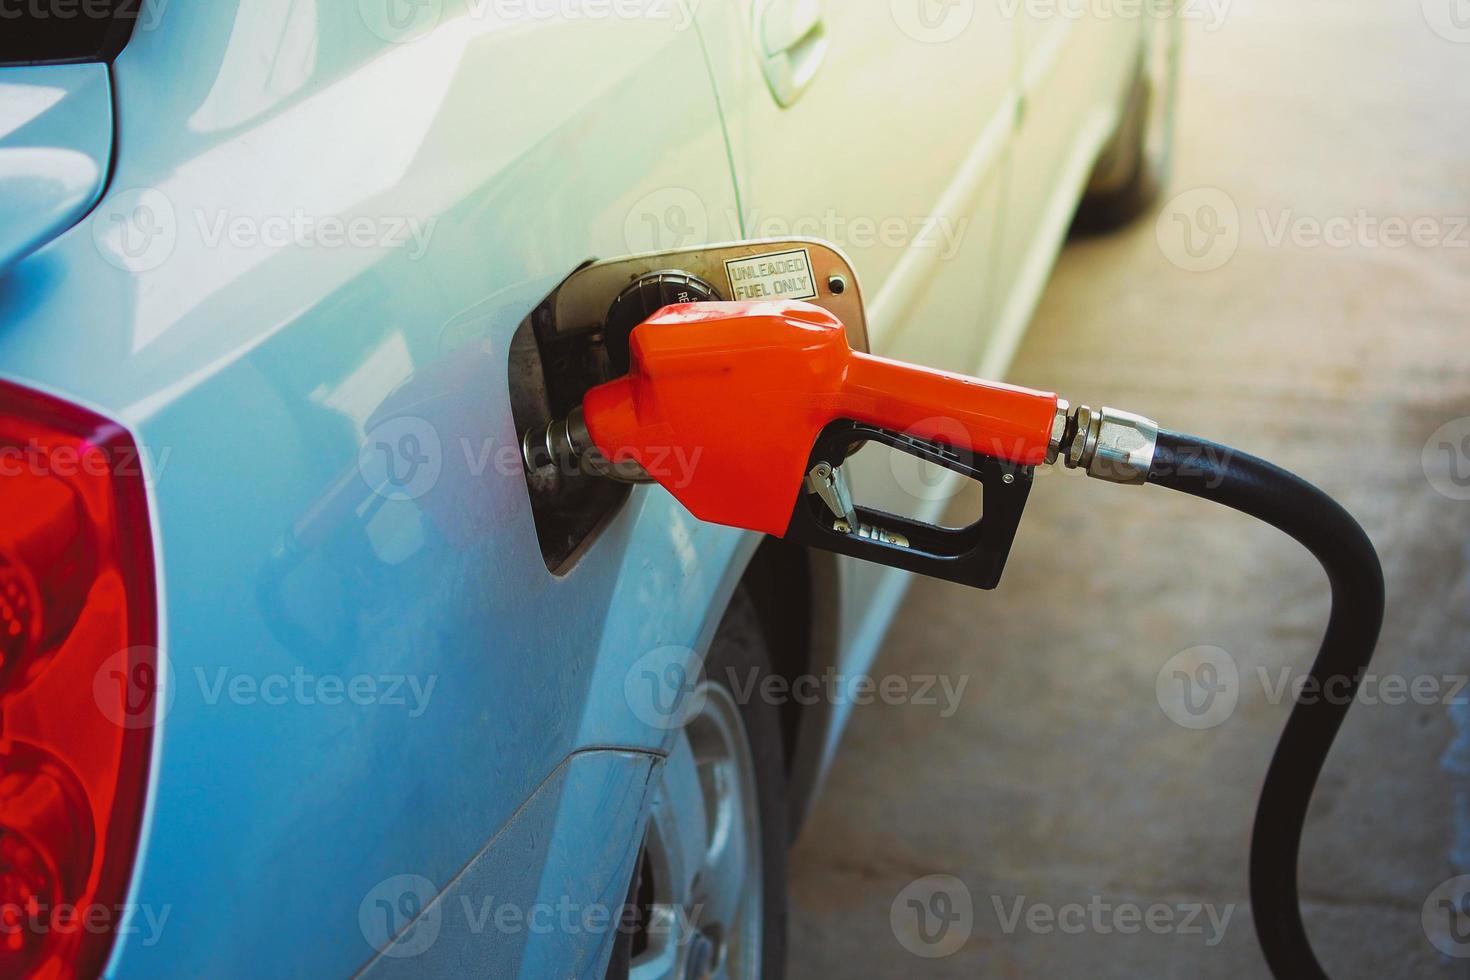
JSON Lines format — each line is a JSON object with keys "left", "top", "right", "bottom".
{"left": 0, "top": 380, "right": 157, "bottom": 980}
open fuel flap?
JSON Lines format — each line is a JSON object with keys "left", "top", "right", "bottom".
{"left": 510, "top": 239, "right": 869, "bottom": 571}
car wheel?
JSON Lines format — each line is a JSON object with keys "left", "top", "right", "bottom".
{"left": 610, "top": 589, "right": 789, "bottom": 980}
{"left": 1073, "top": 5, "right": 1182, "bottom": 232}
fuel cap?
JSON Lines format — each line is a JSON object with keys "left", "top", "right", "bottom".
{"left": 603, "top": 270, "right": 721, "bottom": 376}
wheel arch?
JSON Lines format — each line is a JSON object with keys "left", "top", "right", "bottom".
{"left": 737, "top": 537, "right": 842, "bottom": 842}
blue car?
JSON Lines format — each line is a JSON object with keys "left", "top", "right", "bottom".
{"left": 0, "top": 1, "right": 1177, "bottom": 976}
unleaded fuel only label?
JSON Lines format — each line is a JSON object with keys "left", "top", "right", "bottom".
{"left": 724, "top": 249, "right": 819, "bottom": 302}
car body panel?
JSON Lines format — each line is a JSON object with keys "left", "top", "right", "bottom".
{"left": 0, "top": 63, "right": 112, "bottom": 273}
{"left": 0, "top": 4, "right": 748, "bottom": 976}
{"left": 696, "top": 0, "right": 1143, "bottom": 795}
{"left": 695, "top": 0, "right": 1016, "bottom": 355}
{"left": 693, "top": 0, "right": 1020, "bottom": 793}
{"left": 989, "top": 10, "right": 1140, "bottom": 381}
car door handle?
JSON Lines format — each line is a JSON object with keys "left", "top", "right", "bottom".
{"left": 755, "top": 0, "right": 827, "bottom": 107}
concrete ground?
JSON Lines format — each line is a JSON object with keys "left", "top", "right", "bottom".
{"left": 787, "top": 1, "right": 1470, "bottom": 977}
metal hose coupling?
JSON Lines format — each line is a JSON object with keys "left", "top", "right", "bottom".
{"left": 521, "top": 408, "right": 652, "bottom": 484}
{"left": 1059, "top": 404, "right": 1160, "bottom": 485}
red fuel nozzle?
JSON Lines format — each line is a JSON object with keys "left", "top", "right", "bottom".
{"left": 581, "top": 301, "right": 1060, "bottom": 543}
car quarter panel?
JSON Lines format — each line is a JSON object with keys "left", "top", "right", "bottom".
{"left": 0, "top": 2, "right": 747, "bottom": 976}
{"left": 357, "top": 750, "right": 657, "bottom": 979}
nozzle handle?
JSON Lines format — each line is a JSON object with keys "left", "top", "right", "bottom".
{"left": 783, "top": 420, "right": 1034, "bottom": 590}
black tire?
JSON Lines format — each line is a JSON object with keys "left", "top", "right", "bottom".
{"left": 701, "top": 587, "right": 789, "bottom": 980}
{"left": 1073, "top": 13, "right": 1181, "bottom": 233}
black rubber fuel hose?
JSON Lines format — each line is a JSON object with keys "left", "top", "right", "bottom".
{"left": 1146, "top": 430, "right": 1385, "bottom": 980}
